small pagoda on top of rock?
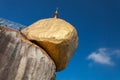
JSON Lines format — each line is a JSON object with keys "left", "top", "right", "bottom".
{"left": 22, "top": 9, "right": 78, "bottom": 71}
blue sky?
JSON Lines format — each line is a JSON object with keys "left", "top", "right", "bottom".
{"left": 0, "top": 0, "right": 120, "bottom": 80}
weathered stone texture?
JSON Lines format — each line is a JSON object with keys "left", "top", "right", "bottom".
{"left": 0, "top": 26, "right": 56, "bottom": 80}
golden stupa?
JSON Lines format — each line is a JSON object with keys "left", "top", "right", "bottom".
{"left": 22, "top": 10, "right": 78, "bottom": 71}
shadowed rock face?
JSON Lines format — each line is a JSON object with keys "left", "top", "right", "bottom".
{"left": 22, "top": 18, "right": 78, "bottom": 71}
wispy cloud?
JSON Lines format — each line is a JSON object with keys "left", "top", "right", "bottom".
{"left": 87, "top": 48, "right": 118, "bottom": 66}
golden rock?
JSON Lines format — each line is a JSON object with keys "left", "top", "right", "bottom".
{"left": 22, "top": 18, "right": 78, "bottom": 71}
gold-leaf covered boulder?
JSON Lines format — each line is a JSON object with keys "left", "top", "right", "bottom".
{"left": 22, "top": 18, "right": 78, "bottom": 71}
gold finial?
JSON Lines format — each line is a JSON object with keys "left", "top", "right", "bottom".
{"left": 54, "top": 7, "right": 59, "bottom": 18}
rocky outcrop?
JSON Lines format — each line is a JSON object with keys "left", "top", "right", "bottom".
{"left": 0, "top": 26, "right": 56, "bottom": 80}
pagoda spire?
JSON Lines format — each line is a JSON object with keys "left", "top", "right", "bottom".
{"left": 54, "top": 7, "right": 59, "bottom": 18}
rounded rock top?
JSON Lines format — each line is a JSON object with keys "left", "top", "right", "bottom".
{"left": 22, "top": 18, "right": 77, "bottom": 43}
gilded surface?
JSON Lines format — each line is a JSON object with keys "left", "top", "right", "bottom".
{"left": 22, "top": 18, "right": 78, "bottom": 71}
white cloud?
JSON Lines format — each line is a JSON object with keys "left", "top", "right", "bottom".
{"left": 87, "top": 48, "right": 114, "bottom": 66}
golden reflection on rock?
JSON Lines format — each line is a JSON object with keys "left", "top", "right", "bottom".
{"left": 22, "top": 18, "right": 78, "bottom": 71}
